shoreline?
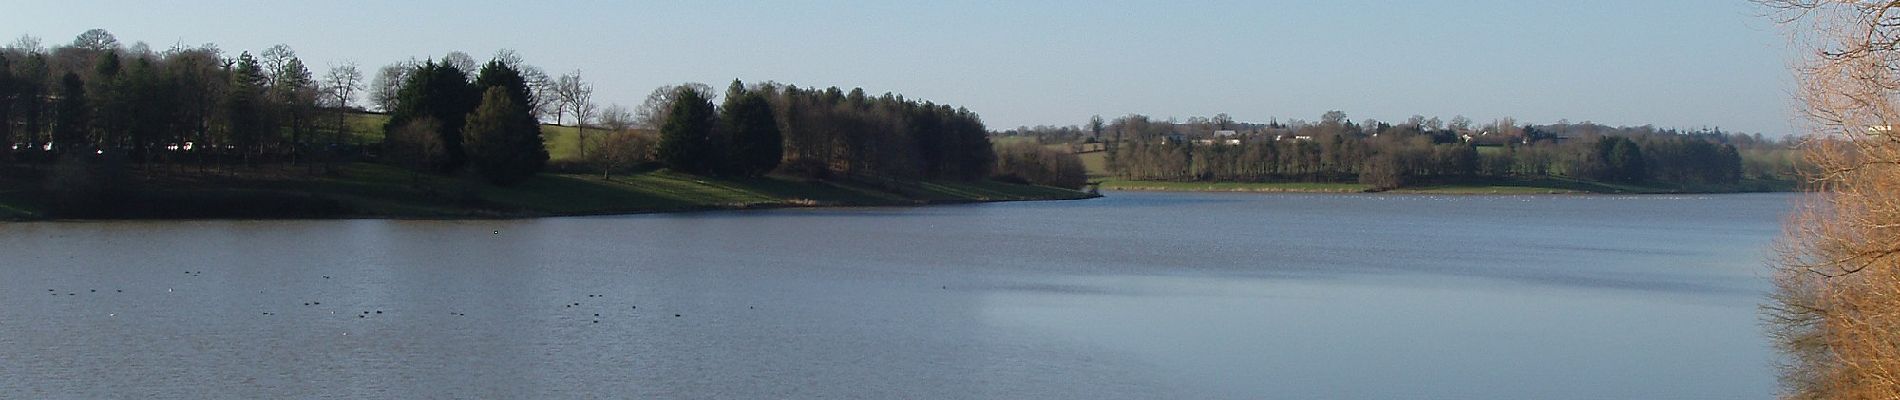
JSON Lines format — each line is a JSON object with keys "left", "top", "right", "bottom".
{"left": 1094, "top": 178, "right": 1800, "bottom": 195}
{"left": 0, "top": 163, "right": 1099, "bottom": 222}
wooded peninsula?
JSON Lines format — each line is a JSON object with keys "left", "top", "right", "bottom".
{"left": 0, "top": 30, "right": 1799, "bottom": 220}
{"left": 0, "top": 30, "right": 1092, "bottom": 220}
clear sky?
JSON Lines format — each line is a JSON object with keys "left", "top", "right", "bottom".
{"left": 3, "top": 0, "right": 1797, "bottom": 134}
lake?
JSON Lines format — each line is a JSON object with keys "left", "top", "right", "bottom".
{"left": 0, "top": 191, "right": 1793, "bottom": 399}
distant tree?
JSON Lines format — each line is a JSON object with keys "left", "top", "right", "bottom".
{"left": 1359, "top": 152, "right": 1405, "bottom": 190}
{"left": 463, "top": 86, "right": 546, "bottom": 185}
{"left": 1607, "top": 137, "right": 1645, "bottom": 183}
{"left": 993, "top": 142, "right": 1086, "bottom": 189}
{"left": 655, "top": 87, "right": 716, "bottom": 174}
{"left": 474, "top": 59, "right": 536, "bottom": 115}
{"left": 368, "top": 62, "right": 410, "bottom": 112}
{"left": 599, "top": 103, "right": 634, "bottom": 134}
{"left": 12, "top": 34, "right": 44, "bottom": 54}
{"left": 322, "top": 62, "right": 363, "bottom": 144}
{"left": 258, "top": 44, "right": 297, "bottom": 87}
{"left": 1088, "top": 115, "right": 1105, "bottom": 140}
{"left": 0, "top": 53, "right": 14, "bottom": 157}
{"left": 584, "top": 130, "right": 655, "bottom": 179}
{"left": 719, "top": 80, "right": 781, "bottom": 177}
{"left": 323, "top": 62, "right": 363, "bottom": 111}
{"left": 86, "top": 51, "right": 124, "bottom": 151}
{"left": 1320, "top": 110, "right": 1348, "bottom": 127}
{"left": 273, "top": 56, "right": 321, "bottom": 160}
{"left": 471, "top": 59, "right": 547, "bottom": 177}
{"left": 553, "top": 70, "right": 595, "bottom": 156}
{"left": 1448, "top": 115, "right": 1472, "bottom": 133}
{"left": 440, "top": 51, "right": 477, "bottom": 77}
{"left": 52, "top": 72, "right": 87, "bottom": 154}
{"left": 225, "top": 52, "right": 270, "bottom": 162}
{"left": 70, "top": 29, "right": 119, "bottom": 52}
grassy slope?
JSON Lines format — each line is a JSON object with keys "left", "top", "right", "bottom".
{"left": 346, "top": 113, "right": 589, "bottom": 161}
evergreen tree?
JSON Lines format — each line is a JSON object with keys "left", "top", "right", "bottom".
{"left": 475, "top": 60, "right": 535, "bottom": 114}
{"left": 1608, "top": 138, "right": 1646, "bottom": 183}
{"left": 225, "top": 52, "right": 269, "bottom": 160}
{"left": 52, "top": 72, "right": 87, "bottom": 154}
{"left": 464, "top": 86, "right": 546, "bottom": 185}
{"left": 382, "top": 61, "right": 477, "bottom": 172}
{"left": 0, "top": 53, "right": 14, "bottom": 156}
{"left": 655, "top": 87, "right": 716, "bottom": 174}
{"left": 88, "top": 51, "right": 125, "bottom": 151}
{"left": 719, "top": 80, "right": 781, "bottom": 177}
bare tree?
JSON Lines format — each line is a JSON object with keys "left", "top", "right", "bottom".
{"left": 584, "top": 131, "right": 655, "bottom": 180}
{"left": 323, "top": 62, "right": 363, "bottom": 149}
{"left": 521, "top": 65, "right": 556, "bottom": 122}
{"left": 441, "top": 51, "right": 477, "bottom": 76}
{"left": 12, "top": 34, "right": 44, "bottom": 54}
{"left": 600, "top": 103, "right": 634, "bottom": 134}
{"left": 260, "top": 44, "right": 296, "bottom": 87}
{"left": 554, "top": 71, "right": 596, "bottom": 156}
{"left": 368, "top": 61, "right": 412, "bottom": 113}
{"left": 1760, "top": 1, "right": 1900, "bottom": 399}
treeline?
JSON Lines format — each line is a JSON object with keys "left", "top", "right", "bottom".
{"left": 761, "top": 84, "right": 993, "bottom": 180}
{"left": 1070, "top": 112, "right": 1798, "bottom": 190}
{"left": 1, "top": 30, "right": 1040, "bottom": 192}
{"left": 581, "top": 81, "right": 1001, "bottom": 183}
{"left": 0, "top": 30, "right": 360, "bottom": 165}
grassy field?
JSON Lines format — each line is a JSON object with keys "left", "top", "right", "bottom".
{"left": 0, "top": 163, "right": 1095, "bottom": 220}
{"left": 345, "top": 112, "right": 591, "bottom": 161}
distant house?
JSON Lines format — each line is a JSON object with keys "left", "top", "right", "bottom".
{"left": 1213, "top": 130, "right": 1239, "bottom": 137}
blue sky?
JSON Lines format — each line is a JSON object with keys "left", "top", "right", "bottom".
{"left": 4, "top": 0, "right": 1796, "bottom": 134}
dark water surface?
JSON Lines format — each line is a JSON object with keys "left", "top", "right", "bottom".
{"left": 0, "top": 192, "right": 1793, "bottom": 398}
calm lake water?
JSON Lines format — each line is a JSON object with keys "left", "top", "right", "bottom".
{"left": 0, "top": 191, "right": 1793, "bottom": 399}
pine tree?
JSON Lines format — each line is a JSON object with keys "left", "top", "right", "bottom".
{"left": 655, "top": 87, "right": 716, "bottom": 174}
{"left": 719, "top": 80, "right": 781, "bottom": 177}
{"left": 225, "top": 52, "right": 269, "bottom": 161}
{"left": 464, "top": 86, "right": 545, "bottom": 185}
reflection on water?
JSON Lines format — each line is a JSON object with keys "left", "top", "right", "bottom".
{"left": 0, "top": 192, "right": 1791, "bottom": 399}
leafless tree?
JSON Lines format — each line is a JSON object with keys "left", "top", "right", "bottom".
{"left": 323, "top": 62, "right": 363, "bottom": 150}
{"left": 368, "top": 61, "right": 413, "bottom": 113}
{"left": 584, "top": 130, "right": 655, "bottom": 180}
{"left": 441, "top": 51, "right": 477, "bottom": 75}
{"left": 1760, "top": 1, "right": 1900, "bottom": 399}
{"left": 12, "top": 34, "right": 44, "bottom": 54}
{"left": 554, "top": 71, "right": 596, "bottom": 156}
{"left": 260, "top": 44, "right": 296, "bottom": 87}
{"left": 600, "top": 103, "right": 634, "bottom": 134}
